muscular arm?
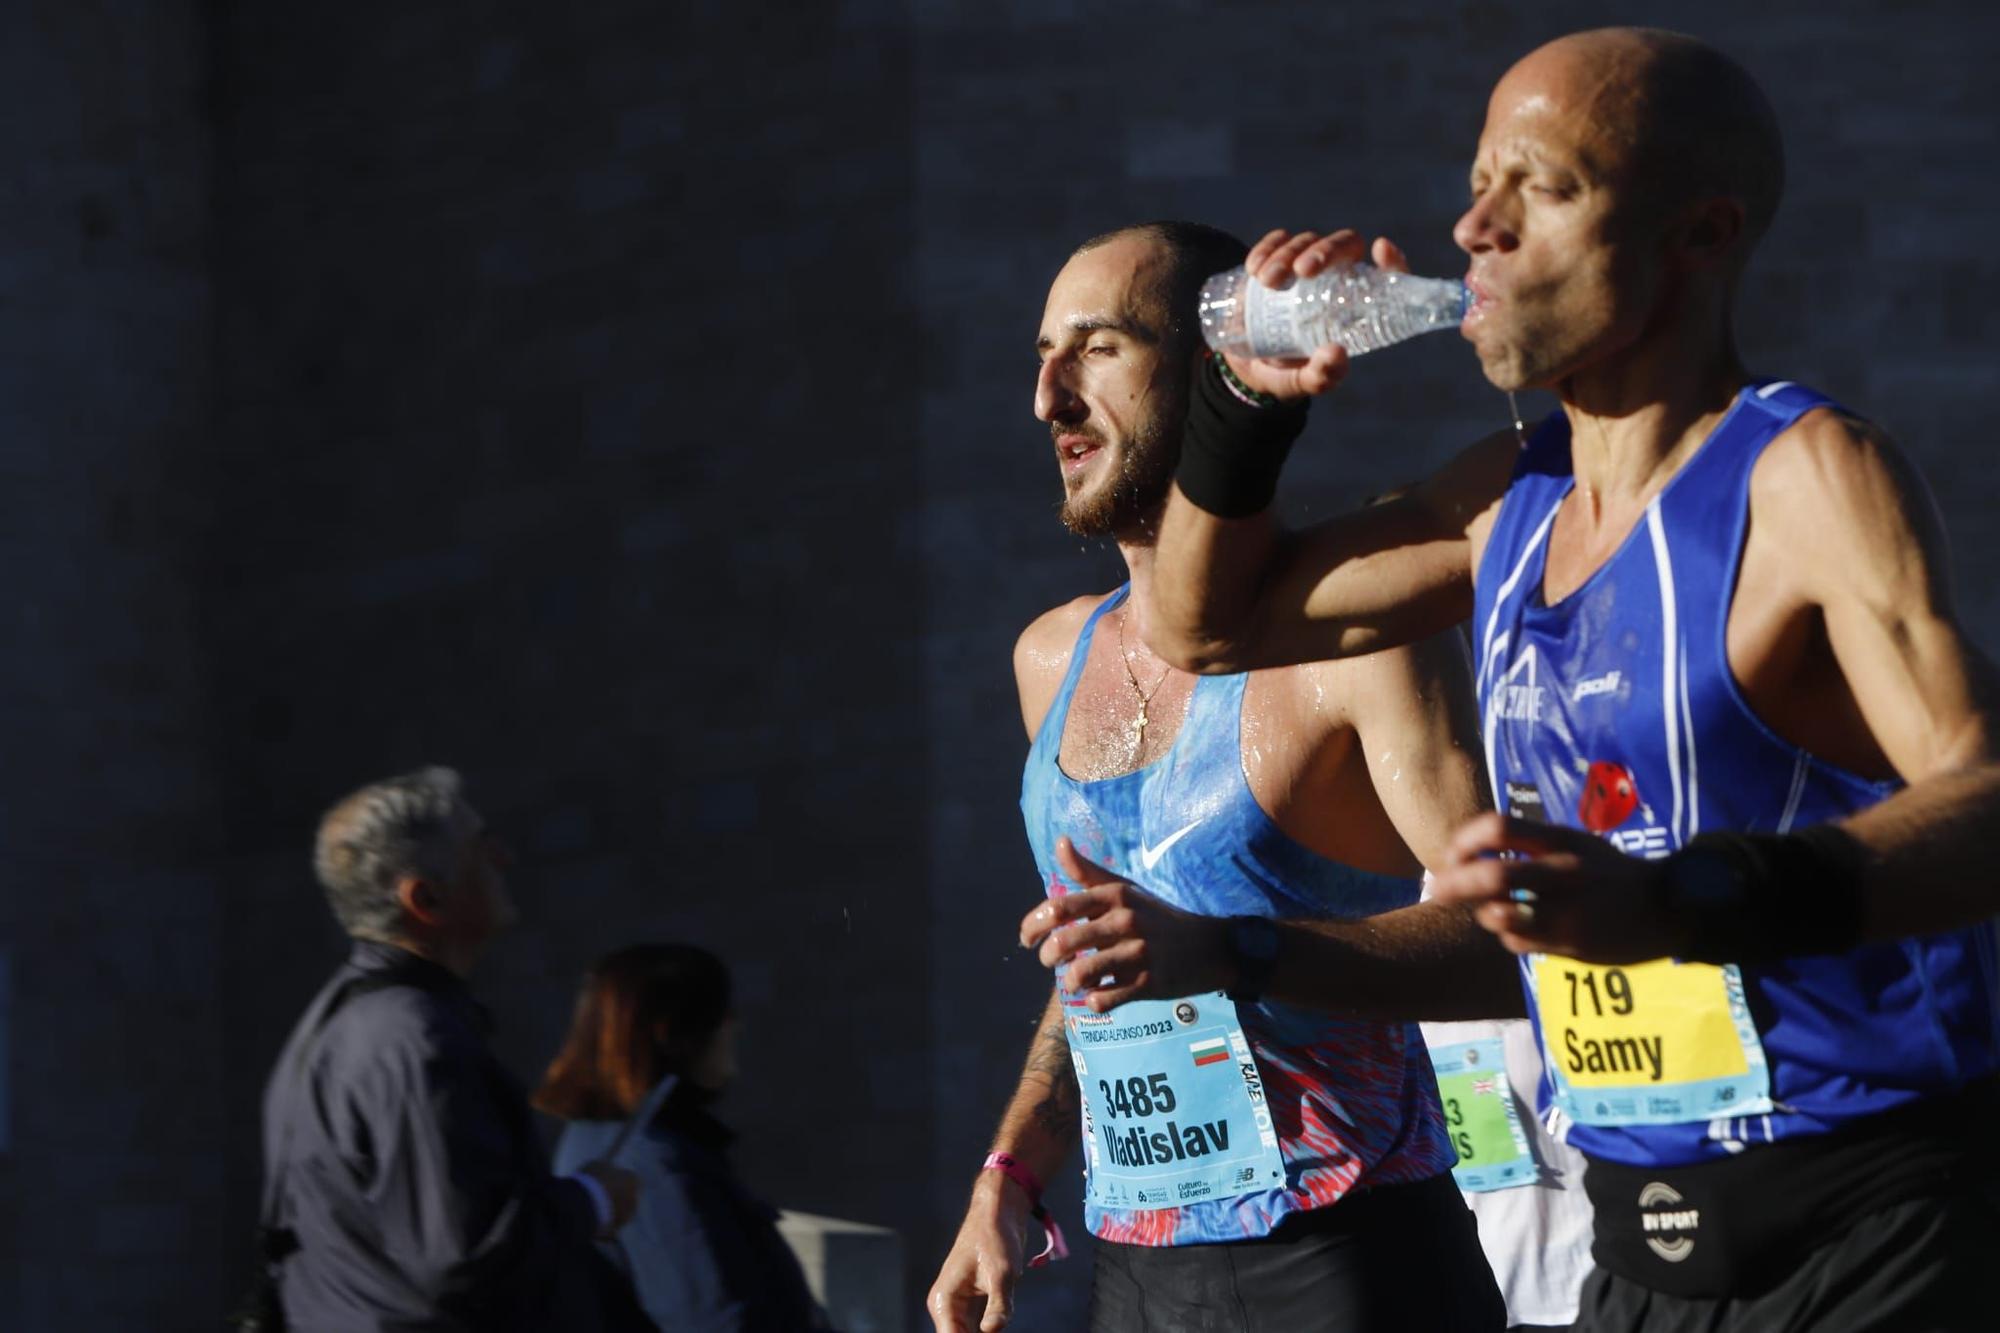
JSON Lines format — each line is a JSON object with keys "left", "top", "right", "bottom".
{"left": 1433, "top": 410, "right": 2000, "bottom": 960}
{"left": 983, "top": 990, "right": 1079, "bottom": 1182}
{"left": 1150, "top": 437, "right": 1512, "bottom": 675}
{"left": 1326, "top": 631, "right": 1522, "bottom": 1016}
{"left": 990, "top": 605, "right": 1098, "bottom": 1169}
{"left": 1261, "top": 902, "right": 1528, "bottom": 1020}
{"left": 927, "top": 609, "right": 1093, "bottom": 1333}
{"left": 1141, "top": 226, "right": 1518, "bottom": 674}
{"left": 1339, "top": 629, "right": 1492, "bottom": 874}
{"left": 1774, "top": 413, "right": 2000, "bottom": 937}
{"left": 928, "top": 991, "right": 1075, "bottom": 1333}
{"left": 1029, "top": 839, "right": 1528, "bottom": 1021}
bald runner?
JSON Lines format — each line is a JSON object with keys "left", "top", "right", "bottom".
{"left": 1030, "top": 28, "right": 2000, "bottom": 1332}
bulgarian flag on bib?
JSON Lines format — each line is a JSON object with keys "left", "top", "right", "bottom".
{"left": 1190, "top": 1036, "right": 1230, "bottom": 1068}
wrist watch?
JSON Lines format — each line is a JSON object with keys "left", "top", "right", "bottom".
{"left": 1223, "top": 915, "right": 1280, "bottom": 1004}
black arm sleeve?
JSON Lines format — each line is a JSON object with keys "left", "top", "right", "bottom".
{"left": 1174, "top": 355, "right": 1311, "bottom": 518}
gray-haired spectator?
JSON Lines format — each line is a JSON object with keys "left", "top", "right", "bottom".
{"left": 248, "top": 767, "right": 649, "bottom": 1331}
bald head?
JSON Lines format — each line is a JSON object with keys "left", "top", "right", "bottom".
{"left": 1506, "top": 28, "right": 1784, "bottom": 254}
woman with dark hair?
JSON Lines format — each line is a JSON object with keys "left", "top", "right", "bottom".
{"left": 535, "top": 944, "right": 828, "bottom": 1332}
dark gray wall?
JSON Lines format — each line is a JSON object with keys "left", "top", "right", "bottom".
{"left": 200, "top": 0, "right": 930, "bottom": 1325}
{"left": 4, "top": 1, "right": 1998, "bottom": 1328}
{"left": 0, "top": 2, "right": 224, "bottom": 1327}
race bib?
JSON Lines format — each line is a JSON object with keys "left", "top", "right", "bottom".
{"left": 1431, "top": 1037, "right": 1535, "bottom": 1193}
{"left": 1066, "top": 991, "right": 1285, "bottom": 1211}
{"left": 1532, "top": 955, "right": 1773, "bottom": 1126}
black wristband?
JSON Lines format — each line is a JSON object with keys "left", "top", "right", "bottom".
{"left": 1174, "top": 355, "right": 1310, "bottom": 519}
{"left": 1665, "top": 826, "right": 1868, "bottom": 964}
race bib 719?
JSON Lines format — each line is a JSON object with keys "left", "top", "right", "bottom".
{"left": 1532, "top": 955, "right": 1773, "bottom": 1126}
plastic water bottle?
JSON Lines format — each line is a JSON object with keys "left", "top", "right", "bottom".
{"left": 1198, "top": 263, "right": 1469, "bottom": 360}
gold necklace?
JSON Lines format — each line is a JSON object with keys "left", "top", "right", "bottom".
{"left": 1116, "top": 608, "right": 1174, "bottom": 754}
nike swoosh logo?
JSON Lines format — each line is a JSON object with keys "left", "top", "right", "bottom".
{"left": 1137, "top": 819, "right": 1204, "bottom": 872}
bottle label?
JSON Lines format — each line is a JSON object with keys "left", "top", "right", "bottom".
{"left": 1245, "top": 286, "right": 1305, "bottom": 360}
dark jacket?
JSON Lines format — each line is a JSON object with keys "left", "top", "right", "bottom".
{"left": 553, "top": 1089, "right": 825, "bottom": 1332}
{"left": 260, "top": 941, "right": 626, "bottom": 1331}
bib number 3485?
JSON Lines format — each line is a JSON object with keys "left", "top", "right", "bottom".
{"left": 1067, "top": 994, "right": 1286, "bottom": 1211}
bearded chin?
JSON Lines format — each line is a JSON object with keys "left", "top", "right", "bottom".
{"left": 1057, "top": 415, "right": 1181, "bottom": 540}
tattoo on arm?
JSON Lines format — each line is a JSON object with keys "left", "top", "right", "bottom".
{"left": 1026, "top": 1015, "right": 1078, "bottom": 1135}
{"left": 1028, "top": 1014, "right": 1070, "bottom": 1079}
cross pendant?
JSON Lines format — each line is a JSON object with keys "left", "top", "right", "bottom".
{"left": 1130, "top": 705, "right": 1149, "bottom": 748}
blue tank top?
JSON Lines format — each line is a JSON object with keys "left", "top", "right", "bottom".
{"left": 1021, "top": 587, "right": 1453, "bottom": 1244}
{"left": 1474, "top": 379, "right": 2000, "bottom": 1168}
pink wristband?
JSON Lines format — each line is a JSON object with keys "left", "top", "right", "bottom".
{"left": 982, "top": 1152, "right": 1044, "bottom": 1203}
{"left": 981, "top": 1152, "right": 1070, "bottom": 1267}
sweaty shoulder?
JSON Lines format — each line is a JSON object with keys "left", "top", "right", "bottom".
{"left": 1752, "top": 406, "right": 1909, "bottom": 509}
{"left": 1014, "top": 594, "right": 1104, "bottom": 738}
{"left": 1749, "top": 406, "right": 1939, "bottom": 596}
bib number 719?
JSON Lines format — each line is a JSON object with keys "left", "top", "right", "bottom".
{"left": 1563, "top": 966, "right": 1634, "bottom": 1018}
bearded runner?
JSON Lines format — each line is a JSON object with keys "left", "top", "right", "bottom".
{"left": 927, "top": 222, "right": 1515, "bottom": 1333}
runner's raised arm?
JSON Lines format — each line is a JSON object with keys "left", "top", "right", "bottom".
{"left": 1146, "top": 229, "right": 1515, "bottom": 675}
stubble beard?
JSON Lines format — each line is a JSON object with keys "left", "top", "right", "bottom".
{"left": 1057, "top": 399, "right": 1184, "bottom": 541}
{"left": 1468, "top": 300, "right": 1548, "bottom": 392}
{"left": 1477, "top": 343, "right": 1536, "bottom": 394}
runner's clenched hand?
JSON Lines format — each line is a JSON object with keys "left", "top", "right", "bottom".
{"left": 1018, "top": 838, "right": 1231, "bottom": 1009}
{"left": 1428, "top": 813, "right": 1684, "bottom": 963}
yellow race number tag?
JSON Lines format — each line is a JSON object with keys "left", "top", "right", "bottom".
{"left": 1531, "top": 956, "right": 1773, "bottom": 1126}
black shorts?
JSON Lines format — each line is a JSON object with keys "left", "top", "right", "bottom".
{"left": 1576, "top": 1176, "right": 2000, "bottom": 1333}
{"left": 1087, "top": 1172, "right": 1505, "bottom": 1332}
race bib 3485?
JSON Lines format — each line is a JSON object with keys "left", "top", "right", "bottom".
{"left": 1066, "top": 992, "right": 1286, "bottom": 1211}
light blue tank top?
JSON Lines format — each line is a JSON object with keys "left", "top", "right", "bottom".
{"left": 1474, "top": 380, "right": 2000, "bottom": 1167}
{"left": 1021, "top": 586, "right": 1453, "bottom": 1244}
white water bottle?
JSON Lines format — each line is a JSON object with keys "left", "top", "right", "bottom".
{"left": 1198, "top": 262, "right": 1468, "bottom": 360}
